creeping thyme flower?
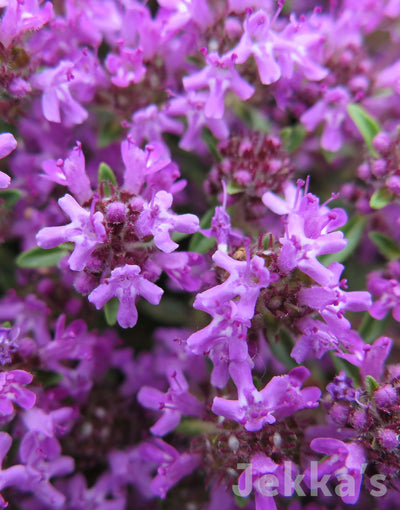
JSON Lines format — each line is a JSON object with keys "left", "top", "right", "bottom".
{"left": 0, "top": 370, "right": 36, "bottom": 419}
{"left": 88, "top": 264, "right": 164, "bottom": 328}
{"left": 212, "top": 362, "right": 320, "bottom": 431}
{"left": 36, "top": 194, "right": 107, "bottom": 271}
{"left": 0, "top": 132, "right": 17, "bottom": 188}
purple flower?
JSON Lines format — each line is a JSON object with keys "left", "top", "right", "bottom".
{"left": 136, "top": 190, "right": 199, "bottom": 253}
{"left": 238, "top": 453, "right": 296, "bottom": 510}
{"left": 298, "top": 261, "right": 372, "bottom": 329}
{"left": 183, "top": 52, "right": 254, "bottom": 119}
{"left": 158, "top": 0, "right": 213, "bottom": 37}
{"left": 194, "top": 249, "right": 271, "bottom": 322}
{"left": 0, "top": 132, "right": 17, "bottom": 188}
{"left": 106, "top": 44, "right": 146, "bottom": 87}
{"left": 187, "top": 303, "right": 251, "bottom": 385}
{"left": 166, "top": 92, "right": 229, "bottom": 152}
{"left": 368, "top": 263, "right": 400, "bottom": 322}
{"left": 305, "top": 438, "right": 366, "bottom": 505}
{"left": 300, "top": 87, "right": 352, "bottom": 152}
{"left": 291, "top": 316, "right": 363, "bottom": 363}
{"left": 0, "top": 370, "right": 36, "bottom": 419}
{"left": 137, "top": 367, "right": 203, "bottom": 436}
{"left": 122, "top": 139, "right": 171, "bottom": 195}
{"left": 0, "top": 133, "right": 17, "bottom": 160}
{"left": 263, "top": 182, "right": 347, "bottom": 285}
{"left": 60, "top": 471, "right": 126, "bottom": 510}
{"left": 152, "top": 251, "right": 206, "bottom": 292}
{"left": 229, "top": 8, "right": 327, "bottom": 85}
{"left": 31, "top": 50, "right": 106, "bottom": 125}
{"left": 338, "top": 336, "right": 393, "bottom": 381}
{"left": 41, "top": 142, "right": 92, "bottom": 204}
{"left": 36, "top": 194, "right": 107, "bottom": 271}
{"left": 187, "top": 249, "right": 270, "bottom": 378}
{"left": 0, "top": 326, "right": 19, "bottom": 365}
{"left": 138, "top": 438, "right": 201, "bottom": 499}
{"left": 212, "top": 362, "right": 320, "bottom": 431}
{"left": 17, "top": 432, "right": 74, "bottom": 507}
{"left": 88, "top": 264, "right": 164, "bottom": 328}
{"left": 22, "top": 407, "right": 75, "bottom": 438}
{"left": 0, "top": 0, "right": 53, "bottom": 49}
{"left": 128, "top": 104, "right": 183, "bottom": 152}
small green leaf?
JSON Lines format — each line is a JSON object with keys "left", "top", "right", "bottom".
{"left": 98, "top": 162, "right": 117, "bottom": 186}
{"left": 188, "top": 207, "right": 217, "bottom": 253}
{"left": 98, "top": 162, "right": 117, "bottom": 196}
{"left": 97, "top": 114, "right": 123, "bottom": 148}
{"left": 365, "top": 375, "right": 380, "bottom": 395}
{"left": 281, "top": 124, "right": 307, "bottom": 153}
{"left": 234, "top": 494, "right": 250, "bottom": 508}
{"left": 319, "top": 215, "right": 366, "bottom": 266}
{"left": 201, "top": 128, "right": 222, "bottom": 161}
{"left": 138, "top": 297, "right": 189, "bottom": 326}
{"left": 369, "top": 231, "right": 400, "bottom": 261}
{"left": 16, "top": 246, "right": 70, "bottom": 269}
{"left": 188, "top": 233, "right": 216, "bottom": 253}
{"left": 369, "top": 188, "right": 394, "bottom": 209}
{"left": 347, "top": 103, "right": 380, "bottom": 154}
{"left": 104, "top": 297, "right": 119, "bottom": 326}
{"left": 226, "top": 181, "right": 245, "bottom": 195}
{"left": 34, "top": 369, "right": 63, "bottom": 387}
{"left": 268, "top": 329, "right": 296, "bottom": 370}
{"left": 176, "top": 419, "right": 218, "bottom": 436}
{"left": 0, "top": 189, "right": 22, "bottom": 210}
{"left": 358, "top": 312, "right": 390, "bottom": 344}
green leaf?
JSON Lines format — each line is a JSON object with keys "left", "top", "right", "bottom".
{"left": 226, "top": 181, "right": 245, "bottom": 195}
{"left": 97, "top": 113, "right": 123, "bottom": 148}
{"left": 201, "top": 128, "right": 222, "bottom": 162}
{"left": 176, "top": 419, "right": 218, "bottom": 436}
{"left": 98, "top": 162, "right": 117, "bottom": 186}
{"left": 358, "top": 312, "right": 390, "bottom": 344}
{"left": 188, "top": 207, "right": 217, "bottom": 253}
{"left": 34, "top": 369, "right": 63, "bottom": 387}
{"left": 347, "top": 103, "right": 380, "bottom": 154}
{"left": 365, "top": 375, "right": 380, "bottom": 395}
{"left": 104, "top": 297, "right": 119, "bottom": 326}
{"left": 234, "top": 495, "right": 250, "bottom": 508}
{"left": 369, "top": 231, "right": 400, "bottom": 260}
{"left": 0, "top": 246, "right": 16, "bottom": 291}
{"left": 138, "top": 297, "right": 189, "bottom": 326}
{"left": 98, "top": 162, "right": 117, "bottom": 196}
{"left": 0, "top": 189, "right": 22, "bottom": 210}
{"left": 281, "top": 124, "right": 307, "bottom": 153}
{"left": 188, "top": 233, "right": 216, "bottom": 253}
{"left": 16, "top": 246, "right": 70, "bottom": 269}
{"left": 369, "top": 188, "right": 394, "bottom": 209}
{"left": 319, "top": 215, "right": 366, "bottom": 266}
{"left": 267, "top": 329, "right": 296, "bottom": 370}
